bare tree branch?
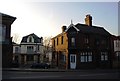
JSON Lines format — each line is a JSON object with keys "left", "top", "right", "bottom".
{"left": 12, "top": 33, "right": 20, "bottom": 43}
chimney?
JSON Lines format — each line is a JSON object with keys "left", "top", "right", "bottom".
{"left": 62, "top": 26, "right": 67, "bottom": 32}
{"left": 85, "top": 14, "right": 92, "bottom": 26}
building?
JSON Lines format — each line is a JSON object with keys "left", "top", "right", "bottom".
{"left": 13, "top": 42, "right": 20, "bottom": 63}
{"left": 52, "top": 15, "right": 112, "bottom": 69}
{"left": 0, "top": 13, "right": 16, "bottom": 68}
{"left": 111, "top": 35, "right": 120, "bottom": 68}
{"left": 13, "top": 33, "right": 44, "bottom": 66}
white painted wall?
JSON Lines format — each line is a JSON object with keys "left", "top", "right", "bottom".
{"left": 13, "top": 45, "right": 20, "bottom": 53}
{"left": 114, "top": 40, "right": 120, "bottom": 52}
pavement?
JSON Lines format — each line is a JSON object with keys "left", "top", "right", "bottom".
{"left": 2, "top": 68, "right": 120, "bottom": 72}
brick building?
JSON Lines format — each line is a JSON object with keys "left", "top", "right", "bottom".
{"left": 52, "top": 15, "right": 112, "bottom": 69}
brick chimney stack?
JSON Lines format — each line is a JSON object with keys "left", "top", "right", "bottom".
{"left": 85, "top": 14, "right": 92, "bottom": 26}
{"left": 62, "top": 26, "right": 67, "bottom": 32}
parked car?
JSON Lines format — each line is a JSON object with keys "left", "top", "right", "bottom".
{"left": 30, "top": 63, "right": 50, "bottom": 69}
{"left": 11, "top": 61, "right": 19, "bottom": 68}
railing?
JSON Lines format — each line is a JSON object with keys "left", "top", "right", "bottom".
{"left": 27, "top": 50, "right": 36, "bottom": 54}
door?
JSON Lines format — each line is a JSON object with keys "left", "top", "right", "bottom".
{"left": 70, "top": 54, "right": 76, "bottom": 69}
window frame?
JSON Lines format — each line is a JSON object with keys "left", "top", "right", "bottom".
{"left": 101, "top": 52, "right": 108, "bottom": 61}
{"left": 80, "top": 52, "right": 92, "bottom": 63}
{"left": 61, "top": 36, "right": 64, "bottom": 44}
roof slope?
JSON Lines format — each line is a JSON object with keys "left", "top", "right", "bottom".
{"left": 74, "top": 23, "right": 111, "bottom": 35}
{"left": 21, "top": 33, "right": 42, "bottom": 43}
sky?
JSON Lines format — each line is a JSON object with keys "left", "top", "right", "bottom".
{"left": 0, "top": 0, "right": 119, "bottom": 43}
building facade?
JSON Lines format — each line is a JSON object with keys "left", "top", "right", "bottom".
{"left": 52, "top": 15, "right": 112, "bottom": 69}
{"left": 0, "top": 13, "right": 16, "bottom": 68}
{"left": 13, "top": 33, "right": 44, "bottom": 66}
{"left": 111, "top": 35, "right": 120, "bottom": 68}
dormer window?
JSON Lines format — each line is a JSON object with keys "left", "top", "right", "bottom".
{"left": 27, "top": 36, "right": 34, "bottom": 43}
{"left": 29, "top": 36, "right": 32, "bottom": 42}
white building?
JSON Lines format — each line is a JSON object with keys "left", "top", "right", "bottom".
{"left": 114, "top": 37, "right": 120, "bottom": 58}
{"left": 112, "top": 35, "right": 120, "bottom": 68}
{"left": 13, "top": 33, "right": 44, "bottom": 66}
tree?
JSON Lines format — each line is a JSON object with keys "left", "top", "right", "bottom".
{"left": 43, "top": 36, "right": 52, "bottom": 63}
{"left": 12, "top": 33, "right": 20, "bottom": 44}
{"left": 43, "top": 36, "right": 52, "bottom": 47}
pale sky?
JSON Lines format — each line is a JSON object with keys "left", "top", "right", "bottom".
{"left": 0, "top": 0, "right": 119, "bottom": 43}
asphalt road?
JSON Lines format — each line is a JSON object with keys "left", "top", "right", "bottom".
{"left": 2, "top": 69, "right": 120, "bottom": 80}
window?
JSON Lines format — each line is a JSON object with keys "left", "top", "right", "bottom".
{"left": 115, "top": 40, "right": 120, "bottom": 48}
{"left": 61, "top": 36, "right": 63, "bottom": 44}
{"left": 27, "top": 46, "right": 34, "bottom": 53}
{"left": 29, "top": 36, "right": 32, "bottom": 42}
{"left": 0, "top": 24, "right": 6, "bottom": 42}
{"left": 71, "top": 55, "right": 75, "bottom": 63}
{"left": 80, "top": 53, "right": 84, "bottom": 62}
{"left": 63, "top": 55, "right": 66, "bottom": 62}
{"left": 57, "top": 38, "right": 58, "bottom": 45}
{"left": 116, "top": 52, "right": 120, "bottom": 61}
{"left": 15, "top": 47, "right": 19, "bottom": 53}
{"left": 53, "top": 40, "right": 55, "bottom": 47}
{"left": 60, "top": 53, "right": 66, "bottom": 62}
{"left": 71, "top": 37, "right": 75, "bottom": 46}
{"left": 88, "top": 52, "right": 92, "bottom": 62}
{"left": 101, "top": 52, "right": 108, "bottom": 61}
{"left": 80, "top": 52, "right": 92, "bottom": 62}
{"left": 37, "top": 45, "right": 39, "bottom": 51}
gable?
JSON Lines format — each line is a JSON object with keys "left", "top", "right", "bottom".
{"left": 65, "top": 24, "right": 79, "bottom": 32}
{"left": 67, "top": 26, "right": 78, "bottom": 33}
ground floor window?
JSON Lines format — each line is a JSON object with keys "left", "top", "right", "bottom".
{"left": 60, "top": 53, "right": 66, "bottom": 63}
{"left": 116, "top": 52, "right": 120, "bottom": 61}
{"left": 80, "top": 52, "right": 92, "bottom": 62}
{"left": 101, "top": 52, "right": 108, "bottom": 61}
{"left": 70, "top": 55, "right": 75, "bottom": 63}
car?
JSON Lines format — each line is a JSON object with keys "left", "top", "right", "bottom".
{"left": 11, "top": 62, "right": 19, "bottom": 68}
{"left": 30, "top": 63, "right": 50, "bottom": 69}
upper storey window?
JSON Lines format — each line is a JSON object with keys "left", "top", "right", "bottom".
{"left": 0, "top": 24, "right": 6, "bottom": 42}
{"left": 29, "top": 36, "right": 32, "bottom": 42}
{"left": 61, "top": 36, "right": 64, "bottom": 44}
{"left": 71, "top": 37, "right": 75, "bottom": 46}
{"left": 27, "top": 36, "right": 34, "bottom": 43}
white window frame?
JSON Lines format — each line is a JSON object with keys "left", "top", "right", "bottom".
{"left": 71, "top": 37, "right": 75, "bottom": 46}
{"left": 88, "top": 52, "right": 92, "bottom": 62}
{"left": 80, "top": 52, "right": 92, "bottom": 62}
{"left": 101, "top": 52, "right": 108, "bottom": 61}
{"left": 80, "top": 53, "right": 84, "bottom": 62}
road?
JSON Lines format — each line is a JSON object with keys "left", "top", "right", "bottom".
{"left": 2, "top": 69, "right": 120, "bottom": 80}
